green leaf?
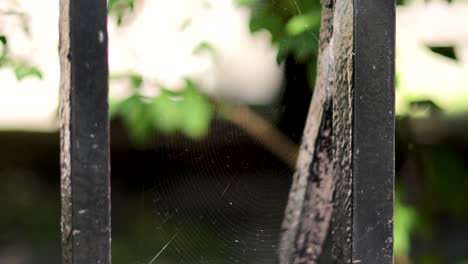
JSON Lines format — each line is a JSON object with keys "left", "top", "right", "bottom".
{"left": 117, "top": 80, "right": 213, "bottom": 140}
{"left": 108, "top": 0, "right": 135, "bottom": 26}
{"left": 150, "top": 90, "right": 184, "bottom": 133}
{"left": 118, "top": 95, "right": 154, "bottom": 145}
{"left": 129, "top": 74, "right": 143, "bottom": 89}
{"left": 249, "top": 12, "right": 284, "bottom": 42}
{"left": 110, "top": 92, "right": 137, "bottom": 118}
{"left": 108, "top": 0, "right": 135, "bottom": 11}
{"left": 285, "top": 11, "right": 321, "bottom": 36}
{"left": 0, "top": 35, "right": 7, "bottom": 66}
{"left": 0, "top": 35, "right": 7, "bottom": 46}
{"left": 235, "top": 0, "right": 257, "bottom": 6}
{"left": 181, "top": 80, "right": 212, "bottom": 138}
{"left": 117, "top": 94, "right": 143, "bottom": 120}
{"left": 14, "top": 63, "right": 43, "bottom": 80}
{"left": 128, "top": 114, "right": 153, "bottom": 145}
{"left": 394, "top": 196, "right": 418, "bottom": 256}
{"left": 277, "top": 31, "right": 319, "bottom": 63}
{"left": 193, "top": 42, "right": 216, "bottom": 57}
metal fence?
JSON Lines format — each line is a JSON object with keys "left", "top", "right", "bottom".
{"left": 58, "top": 0, "right": 394, "bottom": 263}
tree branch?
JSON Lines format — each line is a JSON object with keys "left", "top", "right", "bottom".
{"left": 221, "top": 104, "right": 299, "bottom": 170}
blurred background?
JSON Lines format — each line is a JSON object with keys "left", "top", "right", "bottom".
{"left": 0, "top": 0, "right": 467, "bottom": 263}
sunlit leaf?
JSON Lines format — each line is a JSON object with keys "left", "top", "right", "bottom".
{"left": 181, "top": 80, "right": 212, "bottom": 138}
{"left": 117, "top": 94, "right": 154, "bottom": 144}
{"left": 150, "top": 90, "right": 184, "bottom": 133}
{"left": 249, "top": 12, "right": 284, "bottom": 42}
{"left": 193, "top": 42, "right": 216, "bottom": 57}
{"left": 14, "top": 63, "right": 43, "bottom": 80}
{"left": 235, "top": 0, "right": 257, "bottom": 6}
{"left": 129, "top": 74, "right": 143, "bottom": 89}
{"left": 285, "top": 11, "right": 321, "bottom": 36}
{"left": 394, "top": 194, "right": 418, "bottom": 257}
{"left": 108, "top": 0, "right": 135, "bottom": 26}
{"left": 277, "top": 31, "right": 319, "bottom": 63}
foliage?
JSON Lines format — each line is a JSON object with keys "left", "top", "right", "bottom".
{"left": 13, "top": 62, "right": 43, "bottom": 80}
{"left": 392, "top": 1, "right": 468, "bottom": 260}
{"left": 240, "top": 0, "right": 321, "bottom": 64}
{"left": 108, "top": 0, "right": 135, "bottom": 25}
{"left": 0, "top": 33, "right": 43, "bottom": 81}
{"left": 112, "top": 78, "right": 213, "bottom": 144}
{"left": 0, "top": 0, "right": 322, "bottom": 141}
{"left": 394, "top": 193, "right": 419, "bottom": 257}
{"left": 108, "top": 0, "right": 322, "bottom": 142}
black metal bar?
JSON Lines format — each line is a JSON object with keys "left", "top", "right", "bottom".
{"left": 59, "top": 0, "right": 110, "bottom": 263}
{"left": 352, "top": 0, "right": 395, "bottom": 263}
{"left": 279, "top": 0, "right": 394, "bottom": 262}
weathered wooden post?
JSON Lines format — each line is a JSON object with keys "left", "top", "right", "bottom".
{"left": 279, "top": 0, "right": 395, "bottom": 263}
{"left": 59, "top": 0, "right": 111, "bottom": 263}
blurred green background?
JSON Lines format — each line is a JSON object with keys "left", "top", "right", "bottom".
{"left": 1, "top": 0, "right": 468, "bottom": 263}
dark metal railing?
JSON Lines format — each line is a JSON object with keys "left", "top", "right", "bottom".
{"left": 58, "top": 0, "right": 394, "bottom": 263}
{"left": 59, "top": 0, "right": 110, "bottom": 263}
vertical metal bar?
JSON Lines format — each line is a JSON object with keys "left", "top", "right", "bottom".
{"left": 279, "top": 0, "right": 394, "bottom": 262}
{"left": 352, "top": 0, "right": 395, "bottom": 263}
{"left": 59, "top": 0, "right": 110, "bottom": 263}
{"left": 279, "top": 0, "right": 354, "bottom": 263}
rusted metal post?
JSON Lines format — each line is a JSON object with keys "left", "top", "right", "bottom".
{"left": 279, "top": 0, "right": 394, "bottom": 263}
{"left": 59, "top": 0, "right": 111, "bottom": 263}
